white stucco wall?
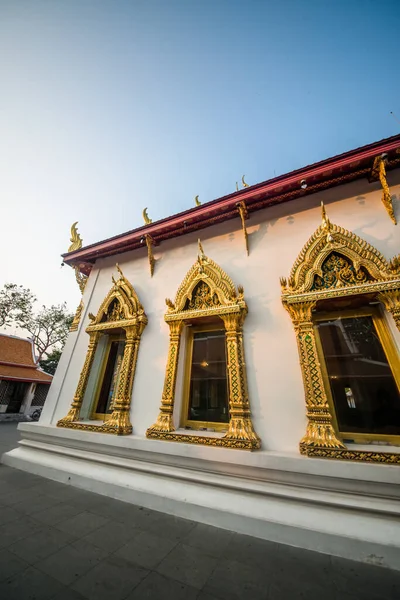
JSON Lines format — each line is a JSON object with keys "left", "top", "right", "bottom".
{"left": 41, "top": 175, "right": 400, "bottom": 454}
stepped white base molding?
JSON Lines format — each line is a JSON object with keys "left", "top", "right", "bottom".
{"left": 3, "top": 423, "right": 400, "bottom": 570}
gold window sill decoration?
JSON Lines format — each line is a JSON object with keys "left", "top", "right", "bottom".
{"left": 57, "top": 265, "right": 147, "bottom": 435}
{"left": 280, "top": 202, "right": 400, "bottom": 464}
{"left": 146, "top": 240, "right": 260, "bottom": 450}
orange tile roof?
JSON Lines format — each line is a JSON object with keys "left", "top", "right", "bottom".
{"left": 0, "top": 334, "right": 52, "bottom": 383}
{"left": 0, "top": 364, "right": 52, "bottom": 383}
{"left": 0, "top": 333, "right": 37, "bottom": 366}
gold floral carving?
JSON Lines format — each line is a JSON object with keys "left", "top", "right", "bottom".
{"left": 57, "top": 265, "right": 147, "bottom": 435}
{"left": 236, "top": 200, "right": 249, "bottom": 256}
{"left": 281, "top": 203, "right": 400, "bottom": 464}
{"left": 70, "top": 299, "right": 84, "bottom": 332}
{"left": 145, "top": 234, "right": 155, "bottom": 277}
{"left": 371, "top": 156, "right": 397, "bottom": 224}
{"left": 147, "top": 240, "right": 260, "bottom": 450}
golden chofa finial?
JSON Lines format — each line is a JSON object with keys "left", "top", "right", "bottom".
{"left": 68, "top": 222, "right": 83, "bottom": 253}
{"left": 242, "top": 175, "right": 250, "bottom": 188}
{"left": 195, "top": 195, "right": 201, "bottom": 206}
{"left": 321, "top": 202, "right": 334, "bottom": 242}
{"left": 142, "top": 208, "right": 152, "bottom": 225}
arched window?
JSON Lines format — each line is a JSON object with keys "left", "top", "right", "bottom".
{"left": 57, "top": 265, "right": 147, "bottom": 435}
{"left": 146, "top": 241, "right": 260, "bottom": 450}
{"left": 281, "top": 203, "right": 400, "bottom": 464}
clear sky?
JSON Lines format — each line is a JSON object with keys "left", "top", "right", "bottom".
{"left": 1, "top": 0, "right": 399, "bottom": 315}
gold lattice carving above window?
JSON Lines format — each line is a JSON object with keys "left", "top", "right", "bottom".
{"left": 311, "top": 252, "right": 371, "bottom": 291}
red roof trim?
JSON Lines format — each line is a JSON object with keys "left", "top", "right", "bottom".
{"left": 0, "top": 375, "right": 52, "bottom": 384}
{"left": 63, "top": 134, "right": 400, "bottom": 269}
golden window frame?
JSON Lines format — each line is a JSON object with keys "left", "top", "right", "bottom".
{"left": 281, "top": 203, "right": 400, "bottom": 464}
{"left": 181, "top": 322, "right": 230, "bottom": 432}
{"left": 57, "top": 265, "right": 147, "bottom": 435}
{"left": 146, "top": 240, "right": 260, "bottom": 450}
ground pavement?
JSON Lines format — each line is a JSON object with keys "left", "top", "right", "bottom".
{"left": 0, "top": 423, "right": 399, "bottom": 600}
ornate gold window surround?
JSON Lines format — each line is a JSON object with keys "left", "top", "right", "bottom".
{"left": 57, "top": 265, "right": 147, "bottom": 435}
{"left": 146, "top": 241, "right": 260, "bottom": 450}
{"left": 281, "top": 203, "right": 400, "bottom": 464}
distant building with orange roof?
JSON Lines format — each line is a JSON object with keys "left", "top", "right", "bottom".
{"left": 0, "top": 333, "right": 52, "bottom": 420}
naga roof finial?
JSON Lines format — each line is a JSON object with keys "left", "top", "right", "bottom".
{"left": 68, "top": 222, "right": 83, "bottom": 253}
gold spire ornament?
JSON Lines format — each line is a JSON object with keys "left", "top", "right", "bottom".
{"left": 142, "top": 208, "right": 152, "bottom": 225}
{"left": 236, "top": 182, "right": 239, "bottom": 192}
{"left": 242, "top": 175, "right": 250, "bottom": 188}
{"left": 236, "top": 201, "right": 249, "bottom": 255}
{"left": 321, "top": 202, "right": 334, "bottom": 242}
{"left": 379, "top": 158, "right": 396, "bottom": 224}
{"left": 195, "top": 195, "right": 201, "bottom": 206}
{"left": 68, "top": 222, "right": 83, "bottom": 253}
{"left": 67, "top": 222, "right": 88, "bottom": 331}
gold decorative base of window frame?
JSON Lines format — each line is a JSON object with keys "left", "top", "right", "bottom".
{"left": 56, "top": 419, "right": 132, "bottom": 436}
{"left": 300, "top": 444, "right": 400, "bottom": 464}
{"left": 146, "top": 429, "right": 260, "bottom": 450}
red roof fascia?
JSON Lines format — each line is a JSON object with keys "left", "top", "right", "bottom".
{"left": 0, "top": 364, "right": 52, "bottom": 383}
{"left": 63, "top": 134, "right": 400, "bottom": 270}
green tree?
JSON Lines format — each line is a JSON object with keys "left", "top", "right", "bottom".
{"left": 18, "top": 303, "right": 74, "bottom": 362}
{"left": 0, "top": 283, "right": 36, "bottom": 328}
{"left": 39, "top": 348, "right": 62, "bottom": 375}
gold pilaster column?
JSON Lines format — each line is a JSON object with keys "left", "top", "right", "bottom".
{"left": 105, "top": 325, "right": 142, "bottom": 435}
{"left": 221, "top": 313, "right": 260, "bottom": 448}
{"left": 378, "top": 290, "right": 400, "bottom": 331}
{"left": 284, "top": 301, "right": 345, "bottom": 453}
{"left": 147, "top": 320, "right": 183, "bottom": 435}
{"left": 57, "top": 331, "right": 100, "bottom": 425}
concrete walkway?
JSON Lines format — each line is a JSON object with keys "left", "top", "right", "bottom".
{"left": 1, "top": 424, "right": 399, "bottom": 599}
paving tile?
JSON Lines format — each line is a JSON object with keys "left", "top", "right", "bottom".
{"left": 68, "top": 489, "right": 107, "bottom": 511}
{"left": 183, "top": 523, "right": 234, "bottom": 557}
{"left": 0, "top": 489, "right": 42, "bottom": 506}
{"left": 0, "top": 516, "right": 43, "bottom": 549}
{"left": 0, "top": 549, "right": 29, "bottom": 583}
{"left": 269, "top": 579, "right": 335, "bottom": 600}
{"left": 9, "top": 526, "right": 75, "bottom": 564}
{"left": 331, "top": 557, "right": 400, "bottom": 600}
{"left": 126, "top": 571, "right": 199, "bottom": 600}
{"left": 55, "top": 511, "right": 110, "bottom": 537}
{"left": 32, "top": 502, "right": 84, "bottom": 526}
{"left": 72, "top": 554, "right": 148, "bottom": 600}
{"left": 224, "top": 532, "right": 280, "bottom": 572}
{"left": 13, "top": 493, "right": 62, "bottom": 515}
{"left": 157, "top": 542, "right": 217, "bottom": 590}
{"left": 82, "top": 519, "right": 140, "bottom": 552}
{"left": 37, "top": 538, "right": 108, "bottom": 585}
{"left": 0, "top": 565, "right": 63, "bottom": 600}
{"left": 0, "top": 506, "right": 21, "bottom": 525}
{"left": 197, "top": 593, "right": 223, "bottom": 600}
{"left": 115, "top": 530, "right": 177, "bottom": 568}
{"left": 146, "top": 512, "right": 196, "bottom": 541}
{"left": 272, "top": 544, "right": 333, "bottom": 588}
{"left": 51, "top": 588, "right": 87, "bottom": 600}
{"left": 204, "top": 558, "right": 269, "bottom": 600}
{"left": 90, "top": 499, "right": 157, "bottom": 528}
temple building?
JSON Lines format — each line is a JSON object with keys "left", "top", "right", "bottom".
{"left": 4, "top": 134, "right": 400, "bottom": 567}
{"left": 0, "top": 334, "right": 52, "bottom": 420}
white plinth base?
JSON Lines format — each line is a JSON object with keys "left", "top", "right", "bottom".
{"left": 3, "top": 423, "right": 400, "bottom": 570}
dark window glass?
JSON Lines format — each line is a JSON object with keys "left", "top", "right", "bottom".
{"left": 188, "top": 330, "right": 229, "bottom": 424}
{"left": 95, "top": 340, "right": 125, "bottom": 415}
{"left": 316, "top": 316, "right": 400, "bottom": 436}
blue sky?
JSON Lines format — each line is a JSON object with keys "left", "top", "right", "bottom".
{"left": 0, "top": 0, "right": 399, "bottom": 313}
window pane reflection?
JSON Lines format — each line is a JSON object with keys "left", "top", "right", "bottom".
{"left": 188, "top": 330, "right": 229, "bottom": 424}
{"left": 96, "top": 339, "right": 125, "bottom": 416}
{"left": 316, "top": 316, "right": 400, "bottom": 436}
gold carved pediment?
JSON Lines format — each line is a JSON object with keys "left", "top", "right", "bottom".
{"left": 281, "top": 203, "right": 400, "bottom": 298}
{"left": 165, "top": 240, "right": 246, "bottom": 320}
